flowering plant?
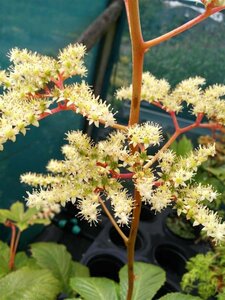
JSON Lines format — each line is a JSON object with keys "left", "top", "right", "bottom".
{"left": 0, "top": 0, "right": 225, "bottom": 299}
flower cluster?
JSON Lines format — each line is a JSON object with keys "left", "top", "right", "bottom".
{"left": 117, "top": 72, "right": 225, "bottom": 126}
{"left": 57, "top": 82, "right": 116, "bottom": 127}
{"left": 21, "top": 131, "right": 132, "bottom": 225}
{"left": 176, "top": 185, "right": 224, "bottom": 242}
{"left": 0, "top": 44, "right": 115, "bottom": 150}
{"left": 21, "top": 126, "right": 163, "bottom": 225}
{"left": 20, "top": 126, "right": 225, "bottom": 242}
{"left": 133, "top": 143, "right": 225, "bottom": 241}
{"left": 127, "top": 121, "right": 162, "bottom": 149}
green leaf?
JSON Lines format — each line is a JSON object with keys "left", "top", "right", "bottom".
{"left": 31, "top": 242, "right": 73, "bottom": 293}
{"left": 204, "top": 165, "right": 225, "bottom": 183}
{"left": 14, "top": 252, "right": 39, "bottom": 270}
{"left": 10, "top": 202, "right": 25, "bottom": 221}
{"left": 0, "top": 267, "right": 60, "bottom": 300}
{"left": 170, "top": 135, "right": 193, "bottom": 157}
{"left": 22, "top": 206, "right": 38, "bottom": 222}
{"left": 0, "top": 213, "right": 7, "bottom": 223}
{"left": 0, "top": 209, "right": 13, "bottom": 224}
{"left": 0, "top": 242, "right": 10, "bottom": 278}
{"left": 119, "top": 262, "right": 166, "bottom": 300}
{"left": 159, "top": 292, "right": 202, "bottom": 300}
{"left": 70, "top": 261, "right": 90, "bottom": 278}
{"left": 70, "top": 277, "right": 119, "bottom": 300}
{"left": 0, "top": 202, "right": 48, "bottom": 231}
{"left": 0, "top": 202, "right": 28, "bottom": 231}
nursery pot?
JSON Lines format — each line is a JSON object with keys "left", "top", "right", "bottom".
{"left": 86, "top": 254, "right": 124, "bottom": 282}
{"left": 165, "top": 212, "right": 201, "bottom": 240}
{"left": 154, "top": 244, "right": 187, "bottom": 279}
{"left": 109, "top": 226, "right": 144, "bottom": 251}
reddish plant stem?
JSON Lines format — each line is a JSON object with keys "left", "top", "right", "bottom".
{"left": 98, "top": 197, "right": 128, "bottom": 244}
{"left": 169, "top": 111, "right": 180, "bottom": 131}
{"left": 110, "top": 170, "right": 134, "bottom": 179}
{"left": 126, "top": 190, "right": 142, "bottom": 300}
{"left": 125, "top": 0, "right": 145, "bottom": 298}
{"left": 12, "top": 229, "right": 21, "bottom": 259}
{"left": 96, "top": 162, "right": 134, "bottom": 179}
{"left": 5, "top": 221, "right": 17, "bottom": 270}
{"left": 144, "top": 6, "right": 225, "bottom": 50}
{"left": 38, "top": 103, "right": 127, "bottom": 131}
{"left": 199, "top": 122, "right": 225, "bottom": 133}
{"left": 144, "top": 113, "right": 206, "bottom": 169}
{"left": 144, "top": 131, "right": 180, "bottom": 169}
{"left": 152, "top": 101, "right": 164, "bottom": 109}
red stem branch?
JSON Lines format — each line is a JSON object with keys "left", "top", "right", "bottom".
{"left": 5, "top": 221, "right": 17, "bottom": 270}
{"left": 144, "top": 6, "right": 225, "bottom": 50}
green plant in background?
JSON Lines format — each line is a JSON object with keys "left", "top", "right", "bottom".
{"left": 0, "top": 240, "right": 90, "bottom": 300}
{"left": 167, "top": 134, "right": 225, "bottom": 240}
{"left": 0, "top": 204, "right": 199, "bottom": 300}
{"left": 0, "top": 201, "right": 90, "bottom": 300}
{"left": 0, "top": 201, "right": 60, "bottom": 271}
{"left": 181, "top": 243, "right": 225, "bottom": 299}
{"left": 196, "top": 134, "right": 225, "bottom": 216}
{"left": 1, "top": 1, "right": 225, "bottom": 299}
{"left": 69, "top": 262, "right": 201, "bottom": 300}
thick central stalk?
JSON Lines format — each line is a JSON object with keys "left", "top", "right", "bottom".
{"left": 126, "top": 0, "right": 144, "bottom": 126}
{"left": 125, "top": 0, "right": 144, "bottom": 299}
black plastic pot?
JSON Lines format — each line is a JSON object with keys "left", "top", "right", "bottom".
{"left": 86, "top": 253, "right": 124, "bottom": 282}
{"left": 81, "top": 207, "right": 210, "bottom": 291}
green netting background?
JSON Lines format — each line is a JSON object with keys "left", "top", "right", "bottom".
{"left": 0, "top": 0, "right": 109, "bottom": 242}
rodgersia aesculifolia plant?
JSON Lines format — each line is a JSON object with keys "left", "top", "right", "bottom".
{"left": 1, "top": 0, "right": 225, "bottom": 299}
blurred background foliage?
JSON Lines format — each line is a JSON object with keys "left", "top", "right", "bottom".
{"left": 110, "top": 0, "right": 225, "bottom": 92}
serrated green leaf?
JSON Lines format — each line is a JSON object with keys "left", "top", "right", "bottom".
{"left": 0, "top": 267, "right": 60, "bottom": 300}
{"left": 159, "top": 292, "right": 202, "bottom": 300}
{"left": 22, "top": 207, "right": 38, "bottom": 222}
{"left": 0, "top": 202, "right": 28, "bottom": 231}
{"left": 70, "top": 277, "right": 119, "bottom": 300}
{"left": 119, "top": 262, "right": 166, "bottom": 300}
{"left": 0, "top": 209, "right": 13, "bottom": 224}
{"left": 70, "top": 261, "right": 90, "bottom": 278}
{"left": 31, "top": 242, "right": 73, "bottom": 293}
{"left": 10, "top": 202, "right": 24, "bottom": 220}
{"left": 0, "top": 241, "right": 10, "bottom": 278}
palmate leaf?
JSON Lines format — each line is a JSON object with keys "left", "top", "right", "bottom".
{"left": 30, "top": 242, "right": 88, "bottom": 294}
{"left": 0, "top": 202, "right": 36, "bottom": 231}
{"left": 70, "top": 277, "right": 119, "bottom": 300}
{"left": 159, "top": 292, "right": 202, "bottom": 300}
{"left": 0, "top": 267, "right": 60, "bottom": 300}
{"left": 119, "top": 262, "right": 166, "bottom": 300}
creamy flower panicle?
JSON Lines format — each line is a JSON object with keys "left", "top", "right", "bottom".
{"left": 117, "top": 72, "right": 225, "bottom": 126}
{"left": 0, "top": 44, "right": 115, "bottom": 150}
{"left": 21, "top": 127, "right": 225, "bottom": 242}
{"left": 3, "top": 43, "right": 223, "bottom": 242}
